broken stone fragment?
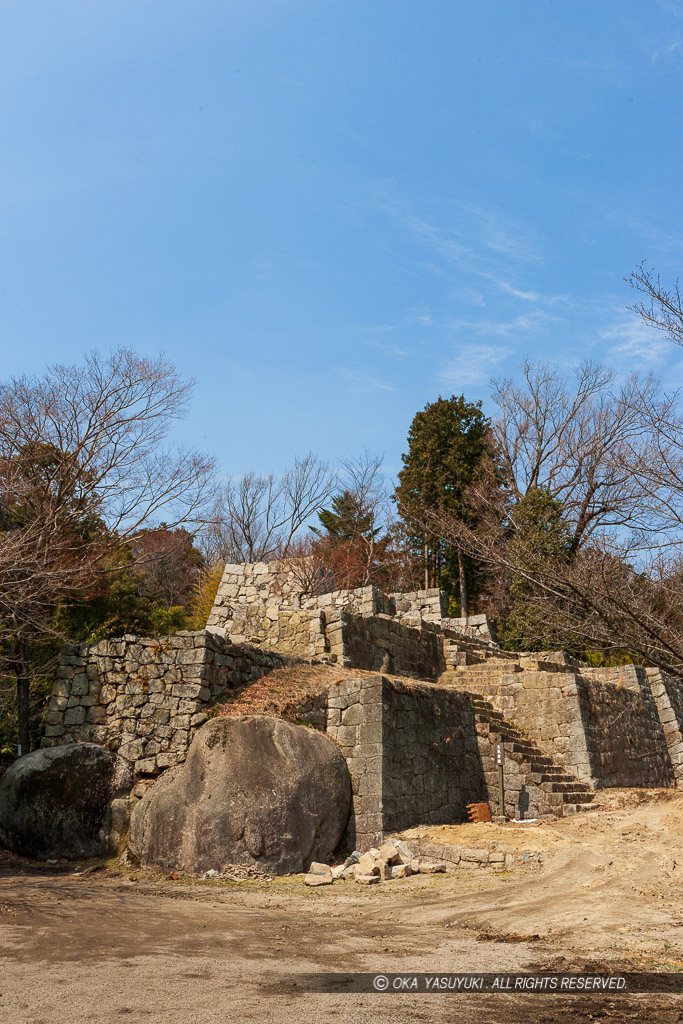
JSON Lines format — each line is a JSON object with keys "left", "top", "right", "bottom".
{"left": 356, "top": 853, "right": 380, "bottom": 876}
{"left": 409, "top": 860, "right": 421, "bottom": 873}
{"left": 355, "top": 873, "right": 380, "bottom": 885}
{"left": 418, "top": 860, "right": 446, "bottom": 873}
{"left": 308, "top": 861, "right": 331, "bottom": 875}
{"left": 392, "top": 839, "right": 416, "bottom": 864}
{"left": 378, "top": 841, "right": 400, "bottom": 864}
{"left": 378, "top": 859, "right": 393, "bottom": 880}
{"left": 390, "top": 863, "right": 412, "bottom": 879}
{"left": 304, "top": 862, "right": 333, "bottom": 886}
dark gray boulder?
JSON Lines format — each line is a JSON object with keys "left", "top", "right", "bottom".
{"left": 128, "top": 715, "right": 351, "bottom": 875}
{"left": 0, "top": 744, "right": 133, "bottom": 859}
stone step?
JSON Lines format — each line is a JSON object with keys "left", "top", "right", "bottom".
{"left": 544, "top": 780, "right": 593, "bottom": 794}
{"left": 454, "top": 662, "right": 522, "bottom": 675}
{"left": 560, "top": 790, "right": 597, "bottom": 802}
{"left": 530, "top": 772, "right": 578, "bottom": 785}
{"left": 563, "top": 801, "right": 600, "bottom": 814}
{"left": 455, "top": 689, "right": 598, "bottom": 819}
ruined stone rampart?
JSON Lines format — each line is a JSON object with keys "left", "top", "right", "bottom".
{"left": 329, "top": 610, "right": 444, "bottom": 678}
{"left": 41, "top": 630, "right": 290, "bottom": 776}
{"left": 207, "top": 562, "right": 493, "bottom": 679}
{"left": 40, "top": 559, "right": 683, "bottom": 835}
{"left": 453, "top": 661, "right": 677, "bottom": 790}
{"left": 647, "top": 669, "right": 683, "bottom": 785}
{"left": 326, "top": 675, "right": 598, "bottom": 851}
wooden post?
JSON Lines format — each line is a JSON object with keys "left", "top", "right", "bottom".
{"left": 495, "top": 742, "right": 505, "bottom": 819}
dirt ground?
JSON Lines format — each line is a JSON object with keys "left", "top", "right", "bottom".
{"left": 0, "top": 789, "right": 682, "bottom": 1024}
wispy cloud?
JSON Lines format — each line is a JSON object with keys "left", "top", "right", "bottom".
{"left": 365, "top": 338, "right": 411, "bottom": 359}
{"left": 599, "top": 314, "right": 674, "bottom": 366}
{"left": 651, "top": 39, "right": 681, "bottom": 62}
{"left": 494, "top": 279, "right": 541, "bottom": 302}
{"left": 438, "top": 343, "right": 513, "bottom": 388}
{"left": 359, "top": 324, "right": 395, "bottom": 334}
{"left": 446, "top": 308, "right": 559, "bottom": 337}
{"left": 340, "top": 368, "right": 398, "bottom": 393}
{"left": 374, "top": 195, "right": 569, "bottom": 317}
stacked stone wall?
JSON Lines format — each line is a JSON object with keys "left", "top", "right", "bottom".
{"left": 207, "top": 561, "right": 327, "bottom": 633}
{"left": 303, "top": 584, "right": 394, "bottom": 617}
{"left": 646, "top": 669, "right": 683, "bottom": 785}
{"left": 575, "top": 673, "right": 673, "bottom": 788}
{"left": 455, "top": 664, "right": 674, "bottom": 789}
{"left": 389, "top": 588, "right": 446, "bottom": 620}
{"left": 207, "top": 561, "right": 497, "bottom": 678}
{"left": 326, "top": 676, "right": 576, "bottom": 851}
{"left": 331, "top": 611, "right": 445, "bottom": 679}
{"left": 42, "top": 630, "right": 290, "bottom": 777}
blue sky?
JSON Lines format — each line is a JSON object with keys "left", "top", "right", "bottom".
{"left": 2, "top": 1, "right": 683, "bottom": 481}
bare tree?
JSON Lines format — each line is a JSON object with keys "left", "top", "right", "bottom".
{"left": 0, "top": 349, "right": 215, "bottom": 752}
{"left": 627, "top": 261, "right": 683, "bottom": 347}
{"left": 420, "top": 361, "right": 683, "bottom": 671}
{"left": 307, "top": 451, "right": 420, "bottom": 592}
{"left": 202, "top": 453, "right": 335, "bottom": 564}
{"left": 491, "top": 361, "right": 666, "bottom": 552}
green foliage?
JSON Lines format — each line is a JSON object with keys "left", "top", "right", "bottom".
{"left": 395, "top": 395, "right": 498, "bottom": 604}
{"left": 499, "top": 488, "right": 573, "bottom": 651}
{"left": 315, "top": 491, "right": 376, "bottom": 541}
{"left": 396, "top": 395, "right": 491, "bottom": 521}
{"left": 150, "top": 605, "right": 187, "bottom": 635}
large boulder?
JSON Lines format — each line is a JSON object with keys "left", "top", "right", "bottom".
{"left": 0, "top": 744, "right": 133, "bottom": 859}
{"left": 128, "top": 715, "right": 351, "bottom": 875}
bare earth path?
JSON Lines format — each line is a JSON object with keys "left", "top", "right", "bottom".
{"left": 0, "top": 790, "right": 682, "bottom": 1024}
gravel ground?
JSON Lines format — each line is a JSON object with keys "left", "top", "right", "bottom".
{"left": 0, "top": 788, "right": 681, "bottom": 1024}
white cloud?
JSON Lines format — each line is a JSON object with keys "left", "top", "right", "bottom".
{"left": 340, "top": 368, "right": 398, "bottom": 393}
{"left": 598, "top": 315, "right": 673, "bottom": 366}
{"left": 446, "top": 308, "right": 559, "bottom": 338}
{"left": 494, "top": 279, "right": 541, "bottom": 302}
{"left": 438, "top": 344, "right": 513, "bottom": 388}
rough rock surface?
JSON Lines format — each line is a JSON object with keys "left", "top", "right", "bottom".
{"left": 128, "top": 715, "right": 351, "bottom": 875}
{"left": 0, "top": 744, "right": 133, "bottom": 859}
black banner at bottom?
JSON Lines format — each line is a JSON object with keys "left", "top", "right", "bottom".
{"left": 293, "top": 973, "right": 682, "bottom": 994}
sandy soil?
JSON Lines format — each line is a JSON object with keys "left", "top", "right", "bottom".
{"left": 0, "top": 789, "right": 681, "bottom": 1024}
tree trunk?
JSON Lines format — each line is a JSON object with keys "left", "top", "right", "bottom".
{"left": 458, "top": 547, "right": 469, "bottom": 620}
{"left": 424, "top": 538, "right": 429, "bottom": 590}
{"left": 15, "top": 639, "right": 30, "bottom": 756}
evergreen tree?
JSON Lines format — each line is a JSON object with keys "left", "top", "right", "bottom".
{"left": 395, "top": 395, "right": 495, "bottom": 614}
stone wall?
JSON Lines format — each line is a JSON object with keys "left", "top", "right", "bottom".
{"left": 42, "top": 630, "right": 290, "bottom": 777}
{"left": 576, "top": 670, "right": 673, "bottom": 788}
{"left": 381, "top": 680, "right": 488, "bottom": 837}
{"left": 303, "top": 584, "right": 395, "bottom": 617}
{"left": 326, "top": 677, "right": 384, "bottom": 849}
{"left": 328, "top": 610, "right": 445, "bottom": 679}
{"left": 646, "top": 669, "right": 683, "bottom": 785}
{"left": 389, "top": 588, "right": 446, "bottom": 620}
{"left": 327, "top": 676, "right": 489, "bottom": 850}
{"left": 454, "top": 663, "right": 675, "bottom": 789}
{"left": 207, "top": 562, "right": 496, "bottom": 674}
{"left": 325, "top": 675, "right": 579, "bottom": 851}
{"left": 207, "top": 561, "right": 319, "bottom": 633}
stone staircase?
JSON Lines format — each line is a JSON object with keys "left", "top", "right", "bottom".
{"left": 468, "top": 692, "right": 599, "bottom": 818}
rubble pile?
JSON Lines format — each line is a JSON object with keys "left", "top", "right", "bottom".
{"left": 304, "top": 839, "right": 446, "bottom": 886}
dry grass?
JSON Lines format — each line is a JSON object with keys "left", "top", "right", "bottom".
{"left": 213, "top": 662, "right": 407, "bottom": 721}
